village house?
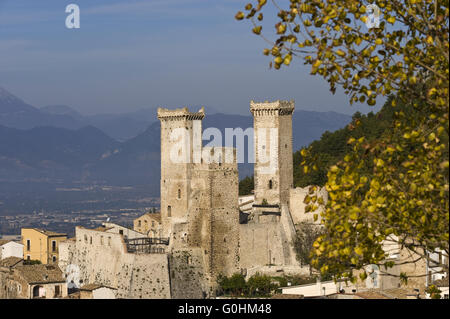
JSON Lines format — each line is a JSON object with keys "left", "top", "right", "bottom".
{"left": 0, "top": 259, "right": 67, "bottom": 299}
{"left": 0, "top": 240, "right": 23, "bottom": 260}
{"left": 133, "top": 213, "right": 162, "bottom": 238}
{"left": 21, "top": 228, "right": 67, "bottom": 264}
{"left": 79, "top": 283, "right": 117, "bottom": 299}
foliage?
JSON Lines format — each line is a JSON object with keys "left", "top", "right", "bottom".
{"left": 23, "top": 259, "right": 42, "bottom": 265}
{"left": 236, "top": 0, "right": 449, "bottom": 283}
{"left": 218, "top": 273, "right": 300, "bottom": 297}
{"left": 247, "top": 273, "right": 277, "bottom": 296}
{"left": 217, "top": 273, "right": 246, "bottom": 296}
{"left": 239, "top": 175, "right": 254, "bottom": 195}
{"left": 425, "top": 284, "right": 442, "bottom": 299}
{"left": 293, "top": 101, "right": 396, "bottom": 188}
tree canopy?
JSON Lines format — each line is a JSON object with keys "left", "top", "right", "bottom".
{"left": 236, "top": 0, "right": 449, "bottom": 282}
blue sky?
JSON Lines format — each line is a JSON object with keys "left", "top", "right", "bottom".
{"left": 0, "top": 0, "right": 382, "bottom": 116}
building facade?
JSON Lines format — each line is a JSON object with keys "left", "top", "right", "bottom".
{"left": 21, "top": 228, "right": 67, "bottom": 264}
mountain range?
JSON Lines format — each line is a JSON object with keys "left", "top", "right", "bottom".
{"left": 0, "top": 86, "right": 352, "bottom": 196}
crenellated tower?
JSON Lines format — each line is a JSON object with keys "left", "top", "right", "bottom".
{"left": 157, "top": 107, "right": 204, "bottom": 237}
{"left": 250, "top": 100, "right": 295, "bottom": 208}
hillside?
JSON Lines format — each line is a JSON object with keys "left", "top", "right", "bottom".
{"left": 292, "top": 98, "right": 398, "bottom": 188}
{"left": 238, "top": 97, "right": 400, "bottom": 195}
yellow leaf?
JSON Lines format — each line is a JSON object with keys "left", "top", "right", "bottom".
{"left": 252, "top": 26, "right": 262, "bottom": 35}
{"left": 313, "top": 60, "right": 322, "bottom": 68}
{"left": 387, "top": 16, "right": 396, "bottom": 24}
{"left": 355, "top": 247, "right": 364, "bottom": 256}
{"left": 336, "top": 49, "right": 346, "bottom": 57}
{"left": 235, "top": 11, "right": 245, "bottom": 20}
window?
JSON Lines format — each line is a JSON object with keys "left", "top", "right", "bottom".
{"left": 27, "top": 255, "right": 30, "bottom": 261}
{"left": 138, "top": 220, "right": 141, "bottom": 227}
{"left": 178, "top": 189, "right": 181, "bottom": 199}
{"left": 100, "top": 236, "right": 104, "bottom": 245}
{"left": 90, "top": 237, "right": 92, "bottom": 245}
{"left": 26, "top": 240, "right": 30, "bottom": 251}
{"left": 167, "top": 206, "right": 172, "bottom": 217}
{"left": 108, "top": 237, "right": 111, "bottom": 246}
{"left": 269, "top": 180, "right": 273, "bottom": 189}
{"left": 84, "top": 235, "right": 88, "bottom": 243}
{"left": 119, "top": 230, "right": 123, "bottom": 235}
{"left": 52, "top": 256, "right": 56, "bottom": 263}
{"left": 52, "top": 240, "right": 57, "bottom": 252}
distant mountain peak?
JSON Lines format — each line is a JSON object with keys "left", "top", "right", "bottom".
{"left": 0, "top": 86, "right": 37, "bottom": 114}
{"left": 0, "top": 86, "right": 23, "bottom": 103}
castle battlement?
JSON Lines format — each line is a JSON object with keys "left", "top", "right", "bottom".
{"left": 250, "top": 100, "right": 294, "bottom": 116}
{"left": 157, "top": 107, "right": 205, "bottom": 121}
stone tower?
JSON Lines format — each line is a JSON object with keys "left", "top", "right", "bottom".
{"left": 157, "top": 107, "right": 204, "bottom": 237}
{"left": 250, "top": 100, "right": 295, "bottom": 207}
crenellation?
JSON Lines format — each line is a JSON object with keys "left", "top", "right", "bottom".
{"left": 157, "top": 106, "right": 205, "bottom": 121}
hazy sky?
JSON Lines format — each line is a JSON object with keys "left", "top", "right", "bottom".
{"left": 0, "top": 0, "right": 382, "bottom": 116}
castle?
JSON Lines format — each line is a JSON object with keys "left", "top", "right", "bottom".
{"left": 58, "top": 100, "right": 327, "bottom": 298}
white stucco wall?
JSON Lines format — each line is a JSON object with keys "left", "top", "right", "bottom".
{"left": 281, "top": 280, "right": 357, "bottom": 297}
{"left": 1, "top": 241, "right": 24, "bottom": 260}
{"left": 92, "top": 287, "right": 117, "bottom": 299}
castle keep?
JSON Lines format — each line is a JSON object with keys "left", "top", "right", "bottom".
{"left": 58, "top": 100, "right": 326, "bottom": 298}
{"left": 251, "top": 100, "right": 294, "bottom": 207}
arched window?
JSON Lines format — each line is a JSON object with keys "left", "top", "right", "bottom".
{"left": 269, "top": 180, "right": 273, "bottom": 189}
{"left": 178, "top": 189, "right": 181, "bottom": 199}
{"left": 167, "top": 205, "right": 172, "bottom": 217}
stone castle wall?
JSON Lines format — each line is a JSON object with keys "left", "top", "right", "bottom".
{"left": 59, "top": 227, "right": 171, "bottom": 299}
{"left": 289, "top": 186, "right": 328, "bottom": 225}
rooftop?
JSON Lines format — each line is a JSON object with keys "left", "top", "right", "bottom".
{"left": 80, "top": 283, "right": 117, "bottom": 291}
{"left": 0, "top": 257, "right": 23, "bottom": 268}
{"left": 0, "top": 239, "right": 11, "bottom": 246}
{"left": 93, "top": 226, "right": 114, "bottom": 232}
{"left": 271, "top": 294, "right": 304, "bottom": 299}
{"left": 23, "top": 228, "right": 66, "bottom": 237}
{"left": 14, "top": 264, "right": 65, "bottom": 284}
{"left": 434, "top": 277, "right": 449, "bottom": 287}
{"left": 355, "top": 290, "right": 389, "bottom": 299}
{"left": 143, "top": 213, "right": 162, "bottom": 223}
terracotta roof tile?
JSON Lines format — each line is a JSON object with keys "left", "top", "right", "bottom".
{"left": 80, "top": 283, "right": 117, "bottom": 291}
{"left": 14, "top": 264, "right": 65, "bottom": 284}
{"left": 143, "top": 213, "right": 161, "bottom": 223}
{"left": 24, "top": 228, "right": 66, "bottom": 237}
{"left": 271, "top": 294, "right": 304, "bottom": 299}
{"left": 434, "top": 277, "right": 449, "bottom": 287}
{"left": 0, "top": 257, "right": 23, "bottom": 268}
{"left": 355, "top": 290, "right": 389, "bottom": 299}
